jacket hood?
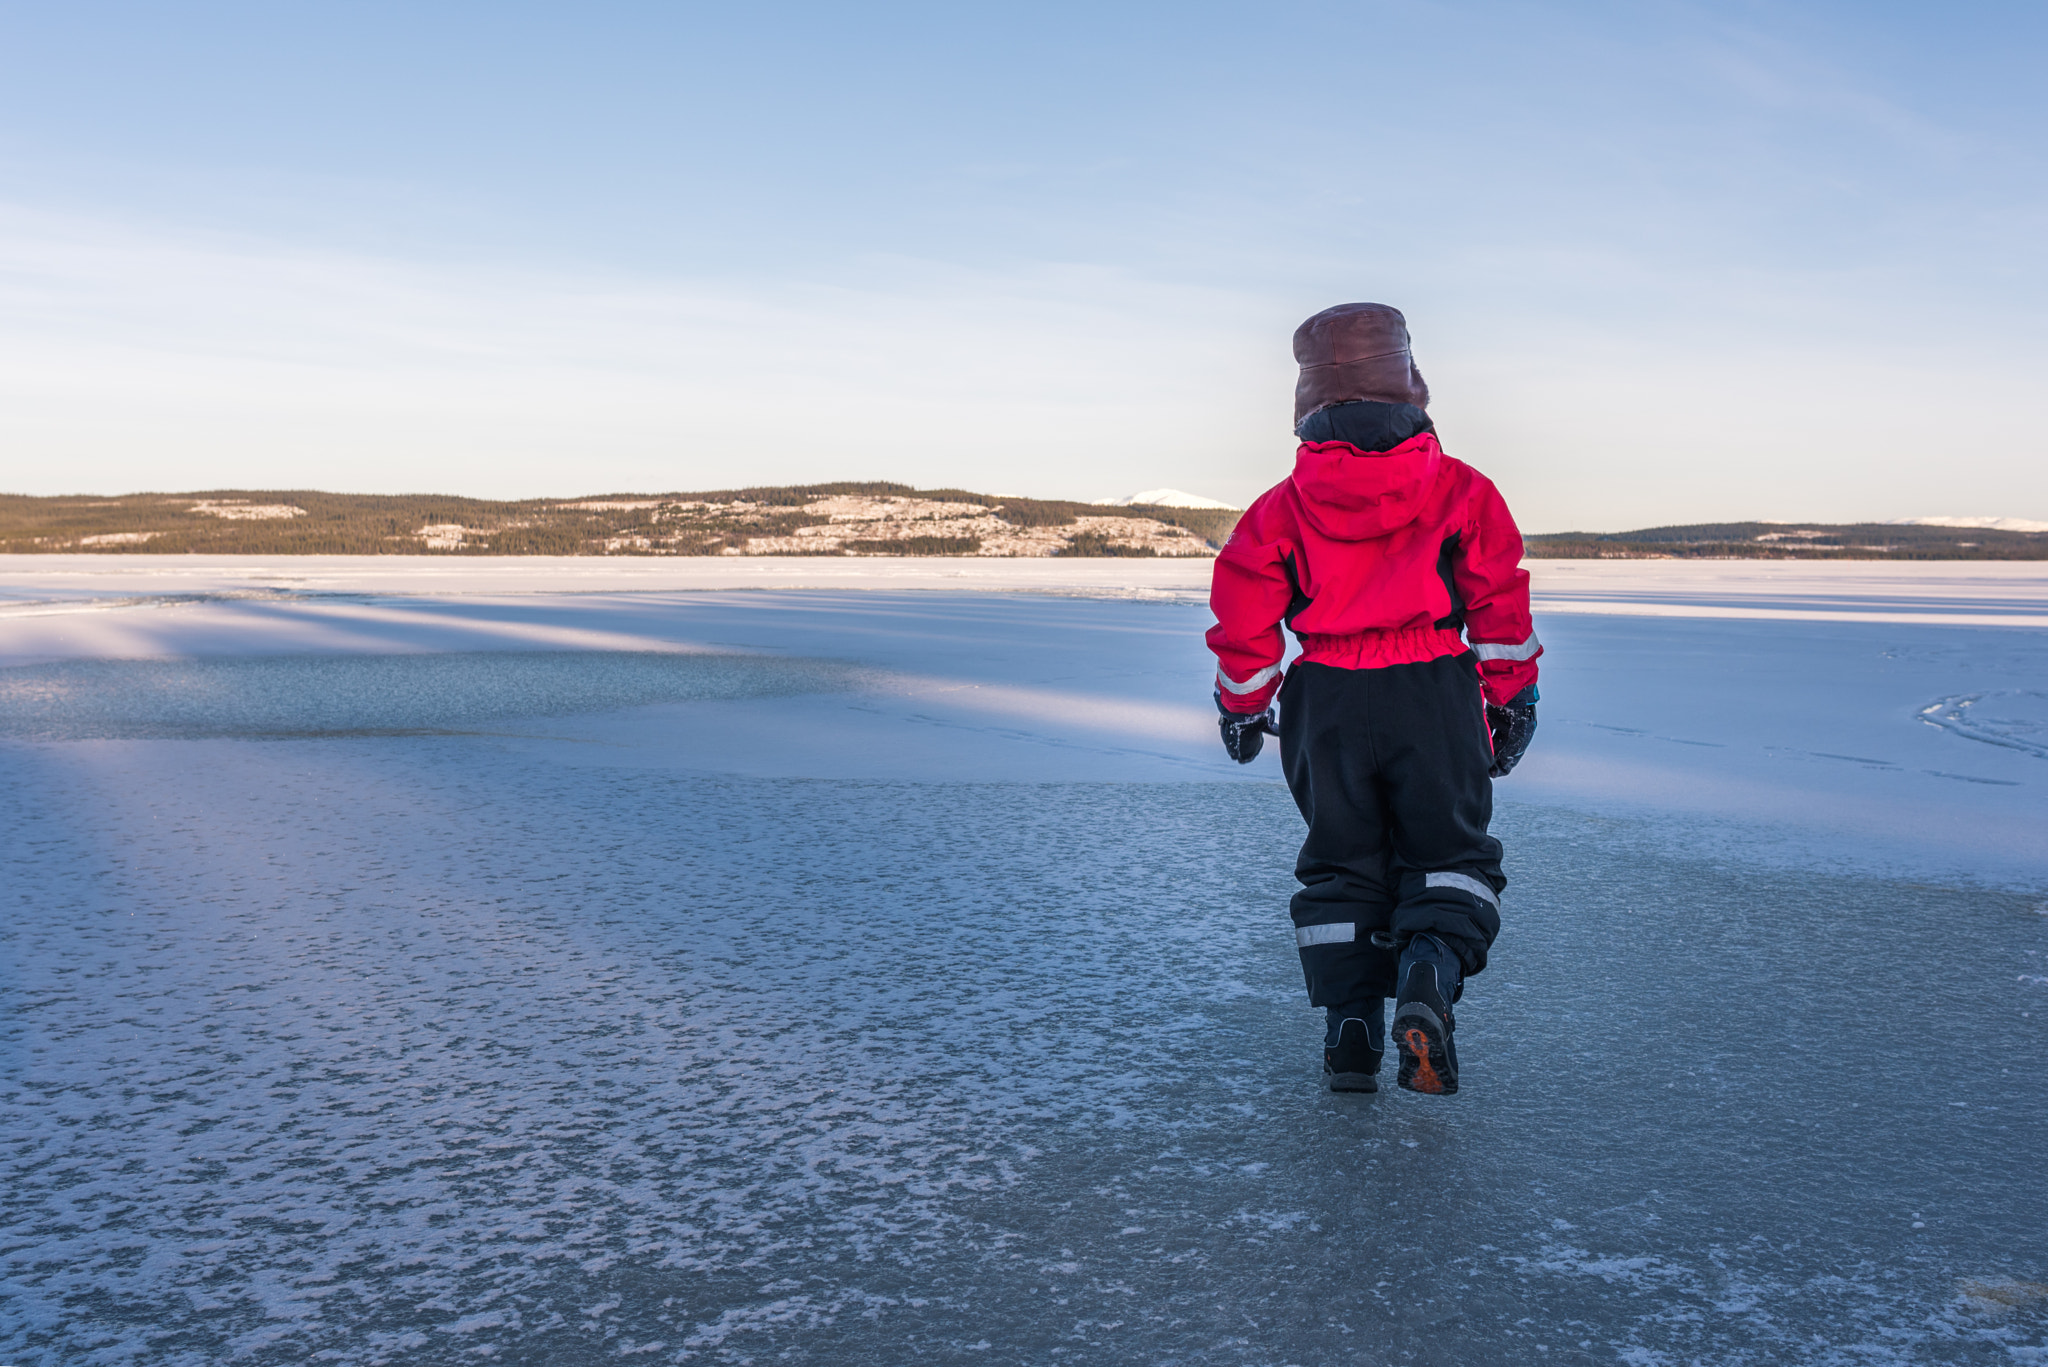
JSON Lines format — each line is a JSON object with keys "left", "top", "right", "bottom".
{"left": 1294, "top": 399, "right": 1433, "bottom": 450}
{"left": 1290, "top": 433, "right": 1445, "bottom": 540}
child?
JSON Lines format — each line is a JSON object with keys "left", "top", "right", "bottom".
{"left": 1207, "top": 303, "right": 1540, "bottom": 1096}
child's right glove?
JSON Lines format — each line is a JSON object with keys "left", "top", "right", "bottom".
{"left": 1486, "top": 685, "right": 1538, "bottom": 777}
{"left": 1215, "top": 693, "right": 1276, "bottom": 764}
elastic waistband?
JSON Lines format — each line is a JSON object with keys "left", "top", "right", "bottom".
{"left": 1295, "top": 627, "right": 1469, "bottom": 671}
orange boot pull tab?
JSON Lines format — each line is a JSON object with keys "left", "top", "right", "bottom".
{"left": 1403, "top": 1027, "right": 1443, "bottom": 1094}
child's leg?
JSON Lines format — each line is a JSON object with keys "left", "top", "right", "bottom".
{"left": 1277, "top": 663, "right": 1399, "bottom": 1088}
{"left": 1278, "top": 662, "right": 1402, "bottom": 1005}
{"left": 1368, "top": 655, "right": 1506, "bottom": 979}
{"left": 1366, "top": 655, "right": 1509, "bottom": 1094}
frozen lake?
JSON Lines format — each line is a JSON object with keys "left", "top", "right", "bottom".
{"left": 4, "top": 559, "right": 2046, "bottom": 1365}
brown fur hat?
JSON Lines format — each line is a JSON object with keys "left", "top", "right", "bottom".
{"left": 1292, "top": 303, "right": 1430, "bottom": 425}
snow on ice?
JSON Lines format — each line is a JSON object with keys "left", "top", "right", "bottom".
{"left": 2, "top": 556, "right": 2045, "bottom": 1365}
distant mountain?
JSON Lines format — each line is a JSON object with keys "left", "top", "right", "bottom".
{"left": 1527, "top": 521, "right": 2048, "bottom": 560}
{"left": 1886, "top": 516, "right": 2048, "bottom": 534}
{"left": 0, "top": 483, "right": 1241, "bottom": 558}
{"left": 1097, "top": 489, "right": 1239, "bottom": 510}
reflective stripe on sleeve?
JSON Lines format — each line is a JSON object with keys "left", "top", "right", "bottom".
{"left": 1217, "top": 664, "right": 1281, "bottom": 695}
{"left": 1425, "top": 872, "right": 1501, "bottom": 909}
{"left": 1295, "top": 922, "right": 1355, "bottom": 947}
{"left": 1470, "top": 631, "right": 1541, "bottom": 662}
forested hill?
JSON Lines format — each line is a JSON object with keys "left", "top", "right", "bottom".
{"left": 1526, "top": 522, "right": 2048, "bottom": 560}
{"left": 0, "top": 484, "right": 1238, "bottom": 558}
{"left": 5, "top": 490, "right": 2040, "bottom": 559}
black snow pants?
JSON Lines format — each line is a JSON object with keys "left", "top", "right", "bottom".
{"left": 1278, "top": 655, "right": 1505, "bottom": 1007}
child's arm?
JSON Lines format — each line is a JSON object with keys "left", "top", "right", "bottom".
{"left": 1205, "top": 502, "right": 1296, "bottom": 714}
{"left": 1453, "top": 477, "right": 1541, "bottom": 708}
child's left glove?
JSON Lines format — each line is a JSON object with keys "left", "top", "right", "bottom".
{"left": 1486, "top": 685, "right": 1538, "bottom": 777}
{"left": 1216, "top": 692, "right": 1276, "bottom": 764}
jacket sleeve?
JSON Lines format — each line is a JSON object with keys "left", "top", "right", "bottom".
{"left": 1454, "top": 476, "right": 1542, "bottom": 707}
{"left": 1205, "top": 503, "right": 1295, "bottom": 714}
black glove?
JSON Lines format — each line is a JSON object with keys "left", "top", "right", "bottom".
{"left": 1486, "top": 685, "right": 1538, "bottom": 778}
{"left": 1216, "top": 692, "right": 1276, "bottom": 764}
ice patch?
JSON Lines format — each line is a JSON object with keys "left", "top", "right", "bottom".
{"left": 0, "top": 650, "right": 861, "bottom": 739}
{"left": 1918, "top": 692, "right": 2048, "bottom": 760}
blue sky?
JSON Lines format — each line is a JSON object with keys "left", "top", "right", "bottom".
{"left": 1, "top": 1, "right": 2042, "bottom": 528}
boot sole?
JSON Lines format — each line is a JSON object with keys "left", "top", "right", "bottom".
{"left": 1327, "top": 1071, "right": 1379, "bottom": 1093}
{"left": 1393, "top": 1003, "right": 1457, "bottom": 1096}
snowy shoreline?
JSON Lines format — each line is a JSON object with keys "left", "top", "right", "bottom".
{"left": 4, "top": 552, "right": 2047, "bottom": 623}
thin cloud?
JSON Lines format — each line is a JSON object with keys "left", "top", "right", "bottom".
{"left": 0, "top": 203, "right": 1285, "bottom": 500}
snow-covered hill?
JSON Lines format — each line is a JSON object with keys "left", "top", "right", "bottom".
{"left": 1096, "top": 488, "right": 1239, "bottom": 509}
{"left": 1888, "top": 515, "right": 2048, "bottom": 533}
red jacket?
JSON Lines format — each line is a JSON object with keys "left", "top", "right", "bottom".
{"left": 1207, "top": 433, "right": 1540, "bottom": 713}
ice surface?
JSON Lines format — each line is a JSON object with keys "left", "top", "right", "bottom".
{"left": 0, "top": 553, "right": 1223, "bottom": 608}
{"left": 3, "top": 565, "right": 2046, "bottom": 1365}
{"left": 1919, "top": 692, "right": 2048, "bottom": 761}
{"left": 6, "top": 553, "right": 2047, "bottom": 619}
{"left": 0, "top": 652, "right": 861, "bottom": 741}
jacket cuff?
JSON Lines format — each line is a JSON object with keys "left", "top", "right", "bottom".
{"left": 1214, "top": 665, "right": 1280, "bottom": 714}
{"left": 1480, "top": 662, "right": 1538, "bottom": 709}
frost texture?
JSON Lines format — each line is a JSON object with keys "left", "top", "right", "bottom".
{"left": 3, "top": 584, "right": 2046, "bottom": 1364}
{"left": 0, "top": 651, "right": 860, "bottom": 740}
{"left": 1919, "top": 691, "right": 2048, "bottom": 760}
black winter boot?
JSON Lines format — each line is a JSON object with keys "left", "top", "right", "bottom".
{"left": 1323, "top": 1001, "right": 1385, "bottom": 1092}
{"left": 1394, "top": 937, "right": 1460, "bottom": 1095}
